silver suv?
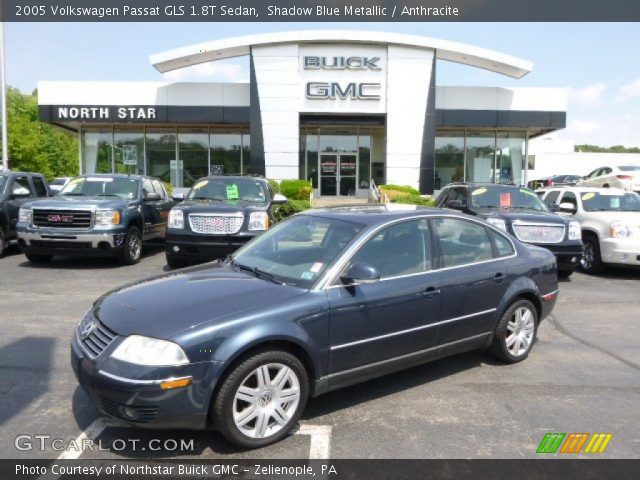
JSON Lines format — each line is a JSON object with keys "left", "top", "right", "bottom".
{"left": 539, "top": 186, "right": 640, "bottom": 273}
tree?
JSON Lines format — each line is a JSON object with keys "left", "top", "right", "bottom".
{"left": 575, "top": 144, "right": 640, "bottom": 153}
{"left": 0, "top": 87, "right": 79, "bottom": 178}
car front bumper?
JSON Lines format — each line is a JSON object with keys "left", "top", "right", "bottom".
{"left": 18, "top": 226, "right": 128, "bottom": 256}
{"left": 71, "top": 338, "right": 220, "bottom": 430}
{"left": 166, "top": 230, "right": 258, "bottom": 262}
{"left": 536, "top": 242, "right": 583, "bottom": 272}
{"left": 600, "top": 237, "right": 640, "bottom": 267}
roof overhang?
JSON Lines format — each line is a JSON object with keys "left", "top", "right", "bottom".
{"left": 150, "top": 30, "right": 533, "bottom": 79}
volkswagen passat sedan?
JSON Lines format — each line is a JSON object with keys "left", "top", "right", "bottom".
{"left": 71, "top": 206, "right": 559, "bottom": 448}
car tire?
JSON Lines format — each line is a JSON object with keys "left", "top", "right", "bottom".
{"left": 25, "top": 253, "right": 53, "bottom": 264}
{"left": 490, "top": 299, "right": 538, "bottom": 364}
{"left": 121, "top": 226, "right": 142, "bottom": 265}
{"left": 580, "top": 234, "right": 604, "bottom": 274}
{"left": 0, "top": 228, "right": 6, "bottom": 257}
{"left": 166, "top": 254, "right": 188, "bottom": 269}
{"left": 212, "top": 348, "right": 309, "bottom": 449}
{"left": 558, "top": 270, "right": 573, "bottom": 279}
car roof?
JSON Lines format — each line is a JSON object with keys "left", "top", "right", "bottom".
{"left": 540, "top": 186, "right": 629, "bottom": 194}
{"left": 78, "top": 173, "right": 149, "bottom": 180}
{"left": 203, "top": 175, "right": 266, "bottom": 182}
{"left": 302, "top": 204, "right": 459, "bottom": 226}
{"left": 0, "top": 170, "right": 45, "bottom": 177}
{"left": 443, "top": 182, "right": 522, "bottom": 189}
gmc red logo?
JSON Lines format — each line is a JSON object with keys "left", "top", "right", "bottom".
{"left": 48, "top": 214, "right": 73, "bottom": 223}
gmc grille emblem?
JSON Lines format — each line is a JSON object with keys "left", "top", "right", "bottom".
{"left": 48, "top": 214, "right": 73, "bottom": 223}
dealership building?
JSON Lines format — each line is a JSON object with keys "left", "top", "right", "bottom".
{"left": 37, "top": 30, "right": 567, "bottom": 196}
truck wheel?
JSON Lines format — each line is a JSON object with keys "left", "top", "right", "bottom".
{"left": 25, "top": 253, "right": 52, "bottom": 264}
{"left": 580, "top": 234, "right": 604, "bottom": 274}
{"left": 212, "top": 348, "right": 309, "bottom": 449}
{"left": 121, "top": 226, "right": 142, "bottom": 265}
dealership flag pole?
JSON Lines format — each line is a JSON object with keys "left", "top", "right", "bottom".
{"left": 0, "top": 22, "right": 8, "bottom": 171}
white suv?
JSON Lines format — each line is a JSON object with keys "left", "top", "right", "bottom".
{"left": 540, "top": 186, "right": 640, "bottom": 273}
{"left": 579, "top": 165, "right": 640, "bottom": 192}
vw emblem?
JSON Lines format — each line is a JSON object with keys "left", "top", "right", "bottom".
{"left": 80, "top": 320, "right": 96, "bottom": 339}
{"left": 258, "top": 391, "right": 273, "bottom": 407}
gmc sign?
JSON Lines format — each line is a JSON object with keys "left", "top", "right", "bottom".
{"left": 305, "top": 82, "right": 381, "bottom": 100}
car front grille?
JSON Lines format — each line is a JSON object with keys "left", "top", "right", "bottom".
{"left": 100, "top": 397, "right": 159, "bottom": 423}
{"left": 77, "top": 314, "right": 118, "bottom": 359}
{"left": 31, "top": 240, "right": 92, "bottom": 250}
{"left": 512, "top": 223, "right": 566, "bottom": 244}
{"left": 188, "top": 213, "right": 244, "bottom": 235}
{"left": 33, "top": 209, "right": 92, "bottom": 229}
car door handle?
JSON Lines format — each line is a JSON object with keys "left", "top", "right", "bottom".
{"left": 422, "top": 287, "right": 440, "bottom": 299}
{"left": 493, "top": 272, "right": 506, "bottom": 283}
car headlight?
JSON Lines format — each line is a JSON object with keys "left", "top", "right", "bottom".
{"left": 111, "top": 335, "right": 189, "bottom": 366}
{"left": 568, "top": 220, "right": 582, "bottom": 240}
{"left": 168, "top": 209, "right": 184, "bottom": 229}
{"left": 95, "top": 210, "right": 120, "bottom": 227}
{"left": 18, "top": 208, "right": 32, "bottom": 224}
{"left": 486, "top": 217, "right": 507, "bottom": 232}
{"left": 610, "top": 220, "right": 633, "bottom": 238}
{"left": 248, "top": 212, "right": 269, "bottom": 231}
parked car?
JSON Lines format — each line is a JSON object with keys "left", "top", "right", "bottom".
{"left": 71, "top": 205, "right": 558, "bottom": 448}
{"left": 527, "top": 174, "right": 582, "bottom": 190}
{"left": 17, "top": 174, "right": 173, "bottom": 264}
{"left": 435, "top": 183, "right": 582, "bottom": 278}
{"left": 49, "top": 176, "right": 73, "bottom": 193}
{"left": 165, "top": 176, "right": 287, "bottom": 269}
{"left": 539, "top": 186, "right": 640, "bottom": 273}
{"left": 579, "top": 165, "right": 640, "bottom": 192}
{"left": 0, "top": 171, "right": 51, "bottom": 256}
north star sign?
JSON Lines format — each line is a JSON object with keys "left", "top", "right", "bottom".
{"left": 303, "top": 55, "right": 382, "bottom": 100}
{"left": 56, "top": 106, "right": 157, "bottom": 120}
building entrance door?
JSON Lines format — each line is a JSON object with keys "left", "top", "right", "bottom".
{"left": 319, "top": 153, "right": 357, "bottom": 196}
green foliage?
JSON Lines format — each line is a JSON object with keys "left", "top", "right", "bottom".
{"left": 575, "top": 144, "right": 640, "bottom": 153}
{"left": 279, "top": 179, "right": 312, "bottom": 201}
{"left": 392, "top": 195, "right": 436, "bottom": 207}
{"left": 268, "top": 178, "right": 280, "bottom": 194}
{"left": 163, "top": 181, "right": 173, "bottom": 197}
{"left": 379, "top": 184, "right": 421, "bottom": 195}
{"left": 2, "top": 87, "right": 79, "bottom": 179}
{"left": 378, "top": 183, "right": 434, "bottom": 207}
{"left": 273, "top": 199, "right": 312, "bottom": 222}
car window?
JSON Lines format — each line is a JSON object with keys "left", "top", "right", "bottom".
{"left": 32, "top": 177, "right": 48, "bottom": 197}
{"left": 142, "top": 179, "right": 155, "bottom": 196}
{"left": 560, "top": 191, "right": 578, "bottom": 208}
{"left": 489, "top": 230, "right": 515, "bottom": 258}
{"left": 601, "top": 167, "right": 612, "bottom": 175}
{"left": 470, "top": 186, "right": 548, "bottom": 211}
{"left": 347, "top": 219, "right": 432, "bottom": 279}
{"left": 59, "top": 177, "right": 139, "bottom": 199}
{"left": 542, "top": 190, "right": 561, "bottom": 206}
{"left": 580, "top": 191, "right": 640, "bottom": 212}
{"left": 433, "top": 218, "right": 494, "bottom": 267}
{"left": 0, "top": 175, "right": 8, "bottom": 194}
{"left": 188, "top": 178, "right": 268, "bottom": 205}
{"left": 152, "top": 180, "right": 167, "bottom": 200}
{"left": 13, "top": 176, "right": 34, "bottom": 196}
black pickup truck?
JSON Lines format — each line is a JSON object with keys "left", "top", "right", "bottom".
{"left": 0, "top": 171, "right": 51, "bottom": 257}
{"left": 165, "top": 176, "right": 287, "bottom": 268}
{"left": 436, "top": 183, "right": 583, "bottom": 278}
{"left": 17, "top": 174, "right": 173, "bottom": 264}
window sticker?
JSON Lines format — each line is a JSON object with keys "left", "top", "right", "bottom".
{"left": 472, "top": 187, "right": 487, "bottom": 196}
{"left": 310, "top": 262, "right": 324, "bottom": 273}
{"left": 499, "top": 192, "right": 512, "bottom": 207}
{"left": 581, "top": 192, "right": 596, "bottom": 201}
{"left": 611, "top": 197, "right": 620, "bottom": 208}
{"left": 226, "top": 184, "right": 239, "bottom": 200}
{"left": 68, "top": 178, "right": 83, "bottom": 185}
{"left": 193, "top": 180, "right": 208, "bottom": 190}
{"left": 301, "top": 271, "right": 315, "bottom": 280}
{"left": 87, "top": 177, "right": 113, "bottom": 182}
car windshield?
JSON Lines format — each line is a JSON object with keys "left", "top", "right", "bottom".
{"left": 188, "top": 178, "right": 268, "bottom": 204}
{"left": 59, "top": 177, "right": 139, "bottom": 199}
{"left": 470, "top": 186, "right": 548, "bottom": 211}
{"left": 581, "top": 191, "right": 640, "bottom": 212}
{"left": 50, "top": 178, "right": 67, "bottom": 186}
{"left": 0, "top": 175, "right": 7, "bottom": 194}
{"left": 231, "top": 215, "right": 365, "bottom": 288}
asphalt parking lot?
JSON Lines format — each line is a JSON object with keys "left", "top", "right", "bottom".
{"left": 0, "top": 245, "right": 639, "bottom": 460}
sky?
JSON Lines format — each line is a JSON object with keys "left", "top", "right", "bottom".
{"left": 5, "top": 22, "right": 640, "bottom": 147}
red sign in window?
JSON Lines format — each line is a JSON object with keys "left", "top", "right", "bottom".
{"left": 499, "top": 192, "right": 512, "bottom": 207}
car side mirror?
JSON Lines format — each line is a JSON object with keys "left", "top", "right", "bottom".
{"left": 172, "top": 192, "right": 185, "bottom": 201}
{"left": 11, "top": 187, "right": 31, "bottom": 198}
{"left": 272, "top": 193, "right": 288, "bottom": 205}
{"left": 144, "top": 192, "right": 162, "bottom": 202}
{"left": 446, "top": 199, "right": 465, "bottom": 210}
{"left": 340, "top": 262, "right": 380, "bottom": 285}
{"left": 558, "top": 202, "right": 577, "bottom": 214}
{"left": 548, "top": 204, "right": 560, "bottom": 212}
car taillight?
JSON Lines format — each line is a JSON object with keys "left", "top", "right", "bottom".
{"left": 616, "top": 175, "right": 634, "bottom": 180}
{"left": 545, "top": 179, "right": 553, "bottom": 186}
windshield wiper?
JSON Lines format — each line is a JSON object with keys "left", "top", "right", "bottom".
{"left": 95, "top": 194, "right": 121, "bottom": 197}
{"left": 231, "top": 260, "right": 285, "bottom": 285}
{"left": 60, "top": 193, "right": 85, "bottom": 196}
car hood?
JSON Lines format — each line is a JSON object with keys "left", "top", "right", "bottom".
{"left": 24, "top": 196, "right": 130, "bottom": 210}
{"left": 470, "top": 207, "right": 568, "bottom": 225}
{"left": 175, "top": 200, "right": 268, "bottom": 214}
{"left": 581, "top": 210, "right": 640, "bottom": 224}
{"left": 94, "top": 263, "right": 307, "bottom": 338}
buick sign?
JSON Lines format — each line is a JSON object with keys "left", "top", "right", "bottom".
{"left": 303, "top": 56, "right": 381, "bottom": 70}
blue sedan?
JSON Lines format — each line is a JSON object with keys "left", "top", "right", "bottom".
{"left": 71, "top": 205, "right": 558, "bottom": 448}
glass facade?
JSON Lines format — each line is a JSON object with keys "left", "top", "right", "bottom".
{"left": 435, "top": 129, "right": 528, "bottom": 189}
{"left": 80, "top": 126, "right": 250, "bottom": 188}
{"left": 300, "top": 126, "right": 386, "bottom": 197}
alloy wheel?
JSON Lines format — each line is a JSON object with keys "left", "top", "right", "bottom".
{"left": 129, "top": 232, "right": 142, "bottom": 260}
{"left": 233, "top": 363, "right": 301, "bottom": 439}
{"left": 581, "top": 241, "right": 594, "bottom": 270}
{"left": 505, "top": 306, "right": 535, "bottom": 357}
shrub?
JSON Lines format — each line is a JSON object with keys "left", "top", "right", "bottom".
{"left": 380, "top": 184, "right": 421, "bottom": 196}
{"left": 163, "top": 181, "right": 174, "bottom": 197}
{"left": 268, "top": 179, "right": 280, "bottom": 194}
{"left": 279, "top": 179, "right": 313, "bottom": 201}
{"left": 392, "top": 195, "right": 436, "bottom": 207}
{"left": 273, "top": 199, "right": 312, "bottom": 222}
